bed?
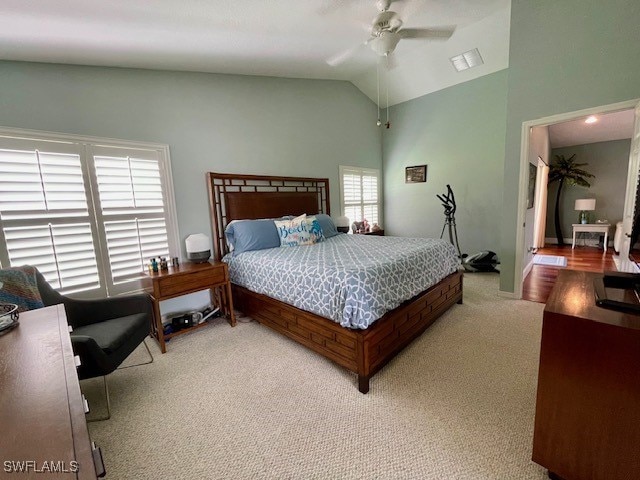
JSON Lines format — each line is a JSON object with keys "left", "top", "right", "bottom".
{"left": 207, "top": 172, "right": 463, "bottom": 393}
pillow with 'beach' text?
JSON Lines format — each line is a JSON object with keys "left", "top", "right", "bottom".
{"left": 274, "top": 214, "right": 313, "bottom": 247}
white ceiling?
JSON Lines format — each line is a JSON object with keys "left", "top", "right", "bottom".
{"left": 548, "top": 109, "right": 636, "bottom": 149}
{"left": 0, "top": 0, "right": 511, "bottom": 106}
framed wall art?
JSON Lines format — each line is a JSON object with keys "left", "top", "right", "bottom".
{"left": 405, "top": 165, "right": 427, "bottom": 183}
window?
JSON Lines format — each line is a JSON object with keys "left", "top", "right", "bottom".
{"left": 339, "top": 166, "right": 381, "bottom": 227}
{"left": 0, "top": 129, "right": 178, "bottom": 297}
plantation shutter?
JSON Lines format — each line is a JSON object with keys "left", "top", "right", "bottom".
{"left": 0, "top": 131, "right": 178, "bottom": 298}
{"left": 339, "top": 166, "right": 380, "bottom": 226}
{"left": 91, "top": 147, "right": 170, "bottom": 290}
{"left": 0, "top": 141, "right": 102, "bottom": 295}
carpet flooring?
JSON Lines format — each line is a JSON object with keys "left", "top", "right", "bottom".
{"left": 85, "top": 273, "right": 548, "bottom": 479}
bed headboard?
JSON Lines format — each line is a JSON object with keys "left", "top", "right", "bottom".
{"left": 206, "top": 172, "right": 330, "bottom": 260}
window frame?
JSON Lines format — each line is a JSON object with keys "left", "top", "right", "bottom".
{"left": 338, "top": 165, "right": 382, "bottom": 228}
{"left": 0, "top": 126, "right": 180, "bottom": 298}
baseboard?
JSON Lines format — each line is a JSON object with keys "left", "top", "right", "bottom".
{"left": 497, "top": 290, "right": 519, "bottom": 299}
{"left": 544, "top": 236, "right": 613, "bottom": 247}
{"left": 544, "top": 237, "right": 573, "bottom": 245}
{"left": 523, "top": 258, "right": 534, "bottom": 280}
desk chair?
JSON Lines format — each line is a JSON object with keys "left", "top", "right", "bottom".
{"left": 35, "top": 269, "right": 154, "bottom": 421}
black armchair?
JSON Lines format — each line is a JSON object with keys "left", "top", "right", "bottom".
{"left": 35, "top": 268, "right": 154, "bottom": 420}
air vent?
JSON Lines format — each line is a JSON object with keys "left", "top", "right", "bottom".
{"left": 450, "top": 48, "right": 484, "bottom": 72}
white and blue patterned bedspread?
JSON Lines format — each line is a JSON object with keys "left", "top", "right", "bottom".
{"left": 223, "top": 234, "right": 459, "bottom": 329}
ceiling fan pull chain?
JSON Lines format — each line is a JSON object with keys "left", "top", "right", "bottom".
{"left": 385, "top": 54, "right": 391, "bottom": 129}
{"left": 376, "top": 59, "right": 382, "bottom": 126}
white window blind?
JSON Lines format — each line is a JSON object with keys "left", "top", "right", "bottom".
{"left": 0, "top": 145, "right": 101, "bottom": 294}
{"left": 0, "top": 131, "right": 178, "bottom": 297}
{"left": 339, "top": 166, "right": 381, "bottom": 227}
{"left": 93, "top": 151, "right": 170, "bottom": 286}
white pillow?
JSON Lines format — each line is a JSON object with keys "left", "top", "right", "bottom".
{"left": 274, "top": 214, "right": 313, "bottom": 247}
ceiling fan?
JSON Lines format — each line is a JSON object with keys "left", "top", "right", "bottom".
{"left": 326, "top": 0, "right": 456, "bottom": 68}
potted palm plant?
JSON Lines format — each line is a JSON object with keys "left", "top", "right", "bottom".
{"left": 548, "top": 154, "right": 595, "bottom": 245}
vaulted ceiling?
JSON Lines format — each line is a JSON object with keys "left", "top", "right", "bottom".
{"left": 0, "top": 0, "right": 511, "bottom": 106}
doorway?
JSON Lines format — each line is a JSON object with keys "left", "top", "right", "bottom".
{"left": 514, "top": 99, "right": 640, "bottom": 302}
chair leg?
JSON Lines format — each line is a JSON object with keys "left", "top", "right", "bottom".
{"left": 87, "top": 376, "right": 111, "bottom": 423}
{"left": 117, "top": 338, "right": 154, "bottom": 370}
{"left": 86, "top": 339, "right": 153, "bottom": 422}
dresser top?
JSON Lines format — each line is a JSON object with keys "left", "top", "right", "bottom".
{"left": 545, "top": 270, "right": 640, "bottom": 331}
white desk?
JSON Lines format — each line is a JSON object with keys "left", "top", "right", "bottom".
{"left": 571, "top": 223, "right": 610, "bottom": 251}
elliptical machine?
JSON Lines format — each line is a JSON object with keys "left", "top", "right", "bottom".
{"left": 437, "top": 185, "right": 499, "bottom": 273}
{"left": 437, "top": 184, "right": 464, "bottom": 259}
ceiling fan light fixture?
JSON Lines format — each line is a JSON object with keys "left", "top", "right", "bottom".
{"left": 450, "top": 48, "right": 484, "bottom": 72}
{"left": 370, "top": 31, "right": 401, "bottom": 56}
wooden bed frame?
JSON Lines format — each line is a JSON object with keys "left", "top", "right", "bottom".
{"left": 207, "top": 172, "right": 463, "bottom": 393}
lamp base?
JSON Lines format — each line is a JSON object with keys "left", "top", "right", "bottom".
{"left": 580, "top": 211, "right": 588, "bottom": 224}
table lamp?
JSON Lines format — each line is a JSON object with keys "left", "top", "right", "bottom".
{"left": 575, "top": 198, "right": 596, "bottom": 224}
{"left": 334, "top": 216, "right": 350, "bottom": 233}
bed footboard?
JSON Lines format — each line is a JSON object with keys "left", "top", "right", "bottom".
{"left": 232, "top": 271, "right": 463, "bottom": 393}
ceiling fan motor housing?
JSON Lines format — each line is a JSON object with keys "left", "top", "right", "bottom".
{"left": 372, "top": 10, "right": 403, "bottom": 34}
{"left": 376, "top": 0, "right": 392, "bottom": 12}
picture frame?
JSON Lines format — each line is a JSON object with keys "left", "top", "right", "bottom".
{"left": 405, "top": 165, "right": 427, "bottom": 183}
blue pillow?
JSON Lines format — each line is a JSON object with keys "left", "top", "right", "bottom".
{"left": 315, "top": 214, "right": 339, "bottom": 238}
{"left": 225, "top": 219, "right": 281, "bottom": 256}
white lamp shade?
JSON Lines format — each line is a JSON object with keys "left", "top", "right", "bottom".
{"left": 334, "top": 216, "right": 350, "bottom": 228}
{"left": 574, "top": 198, "right": 596, "bottom": 211}
{"left": 185, "top": 233, "right": 209, "bottom": 252}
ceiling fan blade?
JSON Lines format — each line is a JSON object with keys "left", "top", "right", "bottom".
{"left": 399, "top": 26, "right": 456, "bottom": 40}
{"left": 317, "top": 0, "right": 360, "bottom": 15}
{"left": 326, "top": 42, "right": 367, "bottom": 67}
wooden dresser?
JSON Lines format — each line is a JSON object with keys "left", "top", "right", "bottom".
{"left": 533, "top": 270, "right": 640, "bottom": 480}
{"left": 0, "top": 304, "right": 104, "bottom": 479}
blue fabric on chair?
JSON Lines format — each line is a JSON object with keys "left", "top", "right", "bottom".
{"left": 0, "top": 266, "right": 45, "bottom": 312}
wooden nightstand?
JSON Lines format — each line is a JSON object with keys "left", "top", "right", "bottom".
{"left": 147, "top": 261, "right": 235, "bottom": 353}
{"left": 357, "top": 229, "right": 384, "bottom": 236}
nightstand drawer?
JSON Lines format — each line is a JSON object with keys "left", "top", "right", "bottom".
{"left": 156, "top": 266, "right": 226, "bottom": 297}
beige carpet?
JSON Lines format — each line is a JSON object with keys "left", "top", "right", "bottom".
{"left": 85, "top": 273, "right": 548, "bottom": 479}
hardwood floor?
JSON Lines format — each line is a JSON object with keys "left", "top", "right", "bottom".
{"left": 522, "top": 245, "right": 617, "bottom": 303}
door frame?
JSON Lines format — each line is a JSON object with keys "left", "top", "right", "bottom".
{"left": 513, "top": 98, "right": 640, "bottom": 299}
{"left": 616, "top": 102, "right": 640, "bottom": 271}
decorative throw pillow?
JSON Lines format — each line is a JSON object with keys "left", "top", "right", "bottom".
{"left": 274, "top": 214, "right": 313, "bottom": 247}
{"left": 306, "top": 215, "right": 325, "bottom": 243}
{"left": 0, "top": 266, "right": 45, "bottom": 312}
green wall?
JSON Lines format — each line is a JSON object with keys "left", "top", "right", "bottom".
{"left": 500, "top": 0, "right": 640, "bottom": 292}
{"left": 0, "top": 61, "right": 382, "bottom": 256}
{"left": 546, "top": 139, "right": 631, "bottom": 242}
{"left": 383, "top": 70, "right": 508, "bottom": 255}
